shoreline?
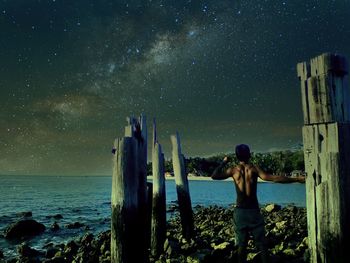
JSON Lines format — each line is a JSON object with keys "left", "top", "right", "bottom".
{"left": 0, "top": 204, "right": 308, "bottom": 262}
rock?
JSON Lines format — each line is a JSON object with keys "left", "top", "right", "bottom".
{"left": 64, "top": 240, "right": 79, "bottom": 255}
{"left": 5, "top": 219, "right": 45, "bottom": 239}
{"left": 53, "top": 214, "right": 63, "bottom": 220}
{"left": 186, "top": 249, "right": 211, "bottom": 263}
{"left": 65, "top": 222, "right": 84, "bottom": 229}
{"left": 81, "top": 233, "right": 94, "bottom": 245}
{"left": 265, "top": 204, "right": 281, "bottom": 213}
{"left": 0, "top": 250, "right": 3, "bottom": 259}
{"left": 164, "top": 239, "right": 180, "bottom": 256}
{"left": 283, "top": 248, "right": 296, "bottom": 257}
{"left": 46, "top": 246, "right": 61, "bottom": 259}
{"left": 247, "top": 252, "right": 260, "bottom": 262}
{"left": 46, "top": 214, "right": 63, "bottom": 220}
{"left": 51, "top": 222, "right": 60, "bottom": 232}
{"left": 43, "top": 243, "right": 54, "bottom": 249}
{"left": 43, "top": 256, "right": 66, "bottom": 263}
{"left": 275, "top": 220, "right": 288, "bottom": 229}
{"left": 17, "top": 243, "right": 40, "bottom": 258}
{"left": 211, "top": 241, "right": 230, "bottom": 250}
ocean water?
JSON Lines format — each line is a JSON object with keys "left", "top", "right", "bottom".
{"left": 0, "top": 175, "right": 306, "bottom": 257}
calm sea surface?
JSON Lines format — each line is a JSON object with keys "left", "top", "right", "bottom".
{"left": 0, "top": 175, "right": 305, "bottom": 257}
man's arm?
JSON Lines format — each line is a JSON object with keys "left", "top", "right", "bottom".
{"left": 211, "top": 157, "right": 233, "bottom": 180}
{"left": 256, "top": 166, "right": 305, "bottom": 183}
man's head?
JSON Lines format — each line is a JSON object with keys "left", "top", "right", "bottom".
{"left": 235, "top": 144, "right": 251, "bottom": 162}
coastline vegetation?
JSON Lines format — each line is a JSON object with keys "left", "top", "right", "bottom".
{"left": 147, "top": 150, "right": 305, "bottom": 177}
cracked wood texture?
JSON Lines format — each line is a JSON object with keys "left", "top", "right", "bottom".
{"left": 298, "top": 53, "right": 350, "bottom": 263}
{"left": 111, "top": 116, "right": 149, "bottom": 263}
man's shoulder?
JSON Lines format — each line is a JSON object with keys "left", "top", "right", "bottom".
{"left": 232, "top": 163, "right": 257, "bottom": 172}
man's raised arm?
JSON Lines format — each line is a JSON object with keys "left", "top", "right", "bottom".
{"left": 256, "top": 166, "right": 305, "bottom": 183}
{"left": 211, "top": 157, "right": 233, "bottom": 180}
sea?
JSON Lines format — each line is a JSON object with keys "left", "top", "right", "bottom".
{"left": 0, "top": 175, "right": 306, "bottom": 258}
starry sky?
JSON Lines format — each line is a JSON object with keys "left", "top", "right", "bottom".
{"left": 1, "top": 0, "right": 350, "bottom": 175}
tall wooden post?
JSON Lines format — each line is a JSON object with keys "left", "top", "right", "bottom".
{"left": 151, "top": 120, "right": 166, "bottom": 256}
{"left": 171, "top": 132, "right": 194, "bottom": 240}
{"left": 111, "top": 116, "right": 148, "bottom": 263}
{"left": 297, "top": 53, "right": 350, "bottom": 262}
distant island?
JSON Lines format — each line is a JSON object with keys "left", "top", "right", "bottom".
{"left": 147, "top": 150, "right": 305, "bottom": 178}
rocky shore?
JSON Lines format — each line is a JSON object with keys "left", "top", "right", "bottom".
{"left": 0, "top": 204, "right": 308, "bottom": 263}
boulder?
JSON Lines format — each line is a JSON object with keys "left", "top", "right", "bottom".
{"left": 46, "top": 214, "right": 63, "bottom": 220}
{"left": 164, "top": 239, "right": 180, "bottom": 256}
{"left": 283, "top": 248, "right": 296, "bottom": 257}
{"left": 5, "top": 219, "right": 45, "bottom": 239}
{"left": 80, "top": 233, "right": 94, "bottom": 246}
{"left": 275, "top": 220, "right": 288, "bottom": 230}
{"left": 46, "top": 246, "right": 61, "bottom": 259}
{"left": 17, "top": 243, "right": 40, "bottom": 258}
{"left": 64, "top": 240, "right": 79, "bottom": 255}
{"left": 65, "top": 222, "right": 84, "bottom": 229}
{"left": 211, "top": 241, "right": 230, "bottom": 250}
{"left": 43, "top": 256, "right": 66, "bottom": 263}
{"left": 265, "top": 204, "right": 281, "bottom": 213}
{"left": 186, "top": 249, "right": 211, "bottom": 263}
{"left": 51, "top": 222, "right": 60, "bottom": 232}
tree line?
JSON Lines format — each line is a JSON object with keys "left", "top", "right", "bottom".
{"left": 147, "top": 150, "right": 305, "bottom": 177}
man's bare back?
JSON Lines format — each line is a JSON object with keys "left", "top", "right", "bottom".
{"left": 232, "top": 164, "right": 259, "bottom": 209}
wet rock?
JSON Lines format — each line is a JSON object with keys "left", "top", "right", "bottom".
{"left": 283, "top": 248, "right": 296, "bottom": 257}
{"left": 43, "top": 256, "right": 65, "bottom": 263}
{"left": 275, "top": 220, "right": 288, "bottom": 230}
{"left": 65, "top": 222, "right": 84, "bottom": 229}
{"left": 5, "top": 219, "right": 45, "bottom": 239}
{"left": 265, "top": 204, "right": 281, "bottom": 213}
{"left": 186, "top": 249, "right": 211, "bottom": 263}
{"left": 164, "top": 239, "right": 180, "bottom": 256}
{"left": 80, "top": 233, "right": 94, "bottom": 246}
{"left": 64, "top": 240, "right": 79, "bottom": 255}
{"left": 17, "top": 243, "right": 40, "bottom": 258}
{"left": 51, "top": 222, "right": 60, "bottom": 231}
{"left": 45, "top": 246, "right": 61, "bottom": 259}
{"left": 211, "top": 241, "right": 230, "bottom": 250}
{"left": 46, "top": 214, "right": 63, "bottom": 220}
{"left": 247, "top": 252, "right": 260, "bottom": 262}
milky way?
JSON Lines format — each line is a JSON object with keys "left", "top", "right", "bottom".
{"left": 1, "top": 0, "right": 349, "bottom": 175}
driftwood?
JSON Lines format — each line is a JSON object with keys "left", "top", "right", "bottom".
{"left": 297, "top": 53, "right": 350, "bottom": 262}
{"left": 151, "top": 120, "right": 166, "bottom": 256}
{"left": 171, "top": 132, "right": 194, "bottom": 240}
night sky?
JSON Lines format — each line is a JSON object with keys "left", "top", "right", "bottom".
{"left": 1, "top": 0, "right": 350, "bottom": 175}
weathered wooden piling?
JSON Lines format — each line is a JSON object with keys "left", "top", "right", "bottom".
{"left": 151, "top": 120, "right": 166, "bottom": 256}
{"left": 171, "top": 132, "right": 194, "bottom": 240}
{"left": 111, "top": 116, "right": 148, "bottom": 263}
{"left": 297, "top": 53, "right": 350, "bottom": 262}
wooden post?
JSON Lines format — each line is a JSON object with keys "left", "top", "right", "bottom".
{"left": 297, "top": 53, "right": 350, "bottom": 262}
{"left": 151, "top": 120, "right": 166, "bottom": 256}
{"left": 171, "top": 132, "right": 194, "bottom": 240}
{"left": 111, "top": 116, "right": 148, "bottom": 263}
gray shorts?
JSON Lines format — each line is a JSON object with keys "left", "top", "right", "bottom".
{"left": 233, "top": 207, "right": 265, "bottom": 247}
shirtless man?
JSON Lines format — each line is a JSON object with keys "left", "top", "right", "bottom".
{"left": 211, "top": 144, "right": 305, "bottom": 263}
